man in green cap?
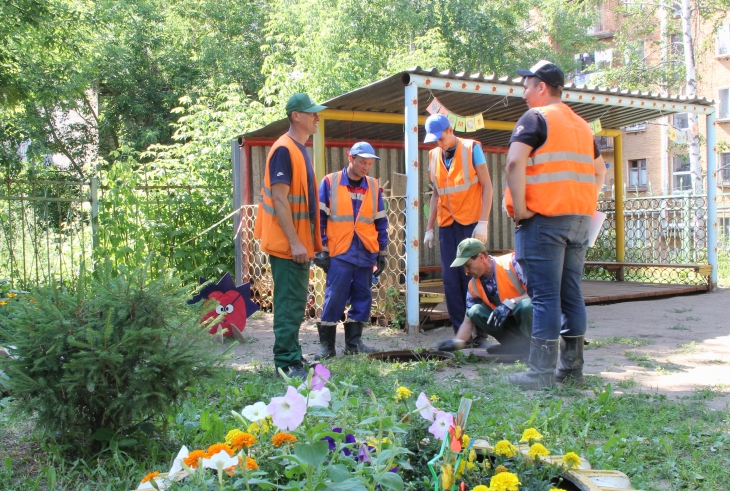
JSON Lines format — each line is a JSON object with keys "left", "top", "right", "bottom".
{"left": 433, "top": 238, "right": 532, "bottom": 356}
{"left": 254, "top": 92, "right": 327, "bottom": 379}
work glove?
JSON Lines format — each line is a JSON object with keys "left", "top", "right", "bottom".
{"left": 487, "top": 299, "right": 516, "bottom": 329}
{"left": 434, "top": 338, "right": 466, "bottom": 352}
{"left": 373, "top": 255, "right": 387, "bottom": 277}
{"left": 313, "top": 252, "right": 330, "bottom": 273}
{"left": 423, "top": 229, "right": 435, "bottom": 248}
{"left": 472, "top": 220, "right": 489, "bottom": 243}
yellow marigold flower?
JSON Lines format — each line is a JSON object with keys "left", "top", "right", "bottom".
{"left": 468, "top": 449, "right": 477, "bottom": 463}
{"left": 489, "top": 471, "right": 521, "bottom": 491}
{"left": 472, "top": 486, "right": 489, "bottom": 491}
{"left": 455, "top": 459, "right": 466, "bottom": 478}
{"left": 230, "top": 432, "right": 256, "bottom": 451}
{"left": 0, "top": 300, "right": 8, "bottom": 306}
{"left": 247, "top": 422, "right": 260, "bottom": 435}
{"left": 183, "top": 449, "right": 208, "bottom": 468}
{"left": 7, "top": 293, "right": 17, "bottom": 298}
{"left": 226, "top": 429, "right": 243, "bottom": 444}
{"left": 562, "top": 451, "right": 581, "bottom": 468}
{"left": 519, "top": 428, "right": 543, "bottom": 443}
{"left": 527, "top": 443, "right": 550, "bottom": 459}
{"left": 494, "top": 465, "right": 509, "bottom": 474}
{"left": 430, "top": 394, "right": 440, "bottom": 403}
{"left": 207, "top": 443, "right": 234, "bottom": 456}
{"left": 140, "top": 471, "right": 160, "bottom": 483}
{"left": 272, "top": 431, "right": 297, "bottom": 447}
{"left": 482, "top": 460, "right": 492, "bottom": 470}
{"left": 394, "top": 386, "right": 413, "bottom": 401}
{"left": 462, "top": 434, "right": 471, "bottom": 448}
{"left": 440, "top": 464, "right": 453, "bottom": 491}
{"left": 552, "top": 489, "right": 567, "bottom": 491}
{"left": 494, "top": 440, "right": 516, "bottom": 458}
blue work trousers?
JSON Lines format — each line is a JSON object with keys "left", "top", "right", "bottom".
{"left": 514, "top": 214, "right": 590, "bottom": 340}
{"left": 321, "top": 257, "right": 373, "bottom": 324}
{"left": 439, "top": 221, "right": 477, "bottom": 329}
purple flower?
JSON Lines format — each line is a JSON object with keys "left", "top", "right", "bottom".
{"left": 389, "top": 466, "right": 399, "bottom": 473}
{"left": 342, "top": 430, "right": 356, "bottom": 457}
{"left": 357, "top": 443, "right": 371, "bottom": 463}
{"left": 321, "top": 428, "right": 356, "bottom": 455}
{"left": 321, "top": 435, "right": 336, "bottom": 451}
{"left": 311, "top": 364, "right": 331, "bottom": 390}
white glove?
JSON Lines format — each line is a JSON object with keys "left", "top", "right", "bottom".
{"left": 472, "top": 220, "right": 489, "bottom": 243}
{"left": 424, "top": 229, "right": 435, "bottom": 248}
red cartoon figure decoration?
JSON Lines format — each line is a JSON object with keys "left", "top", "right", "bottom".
{"left": 188, "top": 273, "right": 259, "bottom": 339}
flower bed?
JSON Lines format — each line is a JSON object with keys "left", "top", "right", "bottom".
{"left": 134, "top": 364, "right": 638, "bottom": 491}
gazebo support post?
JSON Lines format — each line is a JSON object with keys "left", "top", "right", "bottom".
{"left": 707, "top": 111, "right": 718, "bottom": 290}
{"left": 404, "top": 81, "right": 420, "bottom": 332}
{"left": 614, "top": 133, "right": 625, "bottom": 281}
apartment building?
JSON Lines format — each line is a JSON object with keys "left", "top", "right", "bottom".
{"left": 567, "top": 1, "right": 730, "bottom": 239}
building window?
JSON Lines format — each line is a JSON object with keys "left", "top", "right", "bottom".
{"left": 625, "top": 40, "right": 646, "bottom": 67}
{"left": 595, "top": 136, "right": 614, "bottom": 150}
{"left": 719, "top": 88, "right": 730, "bottom": 120}
{"left": 717, "top": 23, "right": 729, "bottom": 57}
{"left": 672, "top": 155, "right": 692, "bottom": 192}
{"left": 673, "top": 112, "right": 689, "bottom": 129}
{"left": 721, "top": 153, "right": 730, "bottom": 186}
{"left": 629, "top": 159, "right": 647, "bottom": 188}
{"left": 625, "top": 122, "right": 647, "bottom": 132}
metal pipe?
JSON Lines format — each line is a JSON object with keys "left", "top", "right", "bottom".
{"left": 232, "top": 139, "right": 243, "bottom": 284}
{"left": 707, "top": 111, "right": 718, "bottom": 289}
{"left": 320, "top": 109, "right": 427, "bottom": 125}
{"left": 313, "top": 119, "right": 326, "bottom": 180}
{"left": 614, "top": 133, "right": 625, "bottom": 279}
{"left": 242, "top": 141, "right": 251, "bottom": 206}
{"left": 404, "top": 81, "right": 420, "bottom": 332}
{"left": 240, "top": 137, "right": 508, "bottom": 153}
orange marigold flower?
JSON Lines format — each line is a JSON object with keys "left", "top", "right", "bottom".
{"left": 183, "top": 450, "right": 208, "bottom": 468}
{"left": 230, "top": 432, "right": 257, "bottom": 451}
{"left": 141, "top": 471, "right": 160, "bottom": 483}
{"left": 207, "top": 443, "right": 235, "bottom": 456}
{"left": 243, "top": 456, "right": 258, "bottom": 470}
{"left": 494, "top": 465, "right": 509, "bottom": 474}
{"left": 272, "top": 431, "right": 297, "bottom": 447}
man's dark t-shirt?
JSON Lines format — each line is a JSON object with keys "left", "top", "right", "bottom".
{"left": 268, "top": 139, "right": 317, "bottom": 221}
{"left": 509, "top": 109, "right": 600, "bottom": 158}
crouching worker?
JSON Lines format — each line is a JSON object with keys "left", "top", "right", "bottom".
{"left": 313, "top": 142, "right": 388, "bottom": 359}
{"left": 435, "top": 238, "right": 531, "bottom": 355}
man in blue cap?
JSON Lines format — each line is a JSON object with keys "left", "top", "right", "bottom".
{"left": 423, "top": 114, "right": 494, "bottom": 335}
{"left": 313, "top": 142, "right": 388, "bottom": 359}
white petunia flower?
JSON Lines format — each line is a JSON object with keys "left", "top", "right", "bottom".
{"left": 306, "top": 387, "right": 331, "bottom": 408}
{"left": 242, "top": 401, "right": 269, "bottom": 422}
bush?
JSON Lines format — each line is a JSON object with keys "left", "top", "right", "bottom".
{"left": 0, "top": 264, "right": 226, "bottom": 442}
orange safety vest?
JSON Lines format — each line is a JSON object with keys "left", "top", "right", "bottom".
{"left": 468, "top": 254, "right": 527, "bottom": 311}
{"left": 429, "top": 138, "right": 483, "bottom": 227}
{"left": 323, "top": 171, "right": 381, "bottom": 257}
{"left": 253, "top": 134, "right": 322, "bottom": 259}
{"left": 505, "top": 103, "right": 597, "bottom": 218}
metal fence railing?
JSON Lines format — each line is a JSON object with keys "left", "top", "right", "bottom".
{"left": 0, "top": 178, "right": 97, "bottom": 289}
{"left": 236, "top": 197, "right": 408, "bottom": 322}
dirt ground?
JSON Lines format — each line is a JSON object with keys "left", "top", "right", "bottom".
{"left": 230, "top": 288, "right": 730, "bottom": 410}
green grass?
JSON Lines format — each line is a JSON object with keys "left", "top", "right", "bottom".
{"left": 586, "top": 336, "right": 652, "bottom": 350}
{"left": 677, "top": 341, "right": 699, "bottom": 354}
{"left": 670, "top": 307, "right": 694, "bottom": 314}
{"left": 668, "top": 324, "right": 692, "bottom": 331}
{"left": 2, "top": 356, "right": 730, "bottom": 490}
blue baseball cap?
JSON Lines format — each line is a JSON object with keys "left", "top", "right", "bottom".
{"left": 424, "top": 114, "right": 451, "bottom": 143}
{"left": 349, "top": 142, "right": 381, "bottom": 160}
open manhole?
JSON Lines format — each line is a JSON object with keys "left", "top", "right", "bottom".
{"left": 367, "top": 349, "right": 455, "bottom": 362}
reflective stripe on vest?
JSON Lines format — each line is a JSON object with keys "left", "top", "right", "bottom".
{"left": 527, "top": 151, "right": 595, "bottom": 167}
{"left": 430, "top": 139, "right": 478, "bottom": 195}
{"left": 525, "top": 171, "right": 596, "bottom": 185}
{"left": 325, "top": 171, "right": 380, "bottom": 256}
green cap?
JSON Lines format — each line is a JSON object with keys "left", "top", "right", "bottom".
{"left": 450, "top": 238, "right": 487, "bottom": 267}
{"left": 285, "top": 93, "right": 327, "bottom": 115}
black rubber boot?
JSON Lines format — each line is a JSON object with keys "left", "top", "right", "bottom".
{"left": 486, "top": 330, "right": 531, "bottom": 355}
{"left": 344, "top": 322, "right": 377, "bottom": 355}
{"left": 507, "top": 337, "right": 559, "bottom": 389}
{"left": 315, "top": 322, "right": 337, "bottom": 360}
{"left": 555, "top": 335, "right": 585, "bottom": 385}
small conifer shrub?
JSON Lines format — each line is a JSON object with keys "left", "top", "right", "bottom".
{"left": 0, "top": 265, "right": 225, "bottom": 441}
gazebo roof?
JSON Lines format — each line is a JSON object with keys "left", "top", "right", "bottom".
{"left": 243, "top": 67, "right": 716, "bottom": 148}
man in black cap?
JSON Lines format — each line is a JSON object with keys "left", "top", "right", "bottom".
{"left": 503, "top": 61, "right": 606, "bottom": 388}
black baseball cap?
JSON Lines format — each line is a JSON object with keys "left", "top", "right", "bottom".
{"left": 516, "top": 60, "right": 565, "bottom": 88}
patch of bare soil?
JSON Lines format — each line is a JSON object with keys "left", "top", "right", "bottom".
{"left": 229, "top": 288, "right": 730, "bottom": 410}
